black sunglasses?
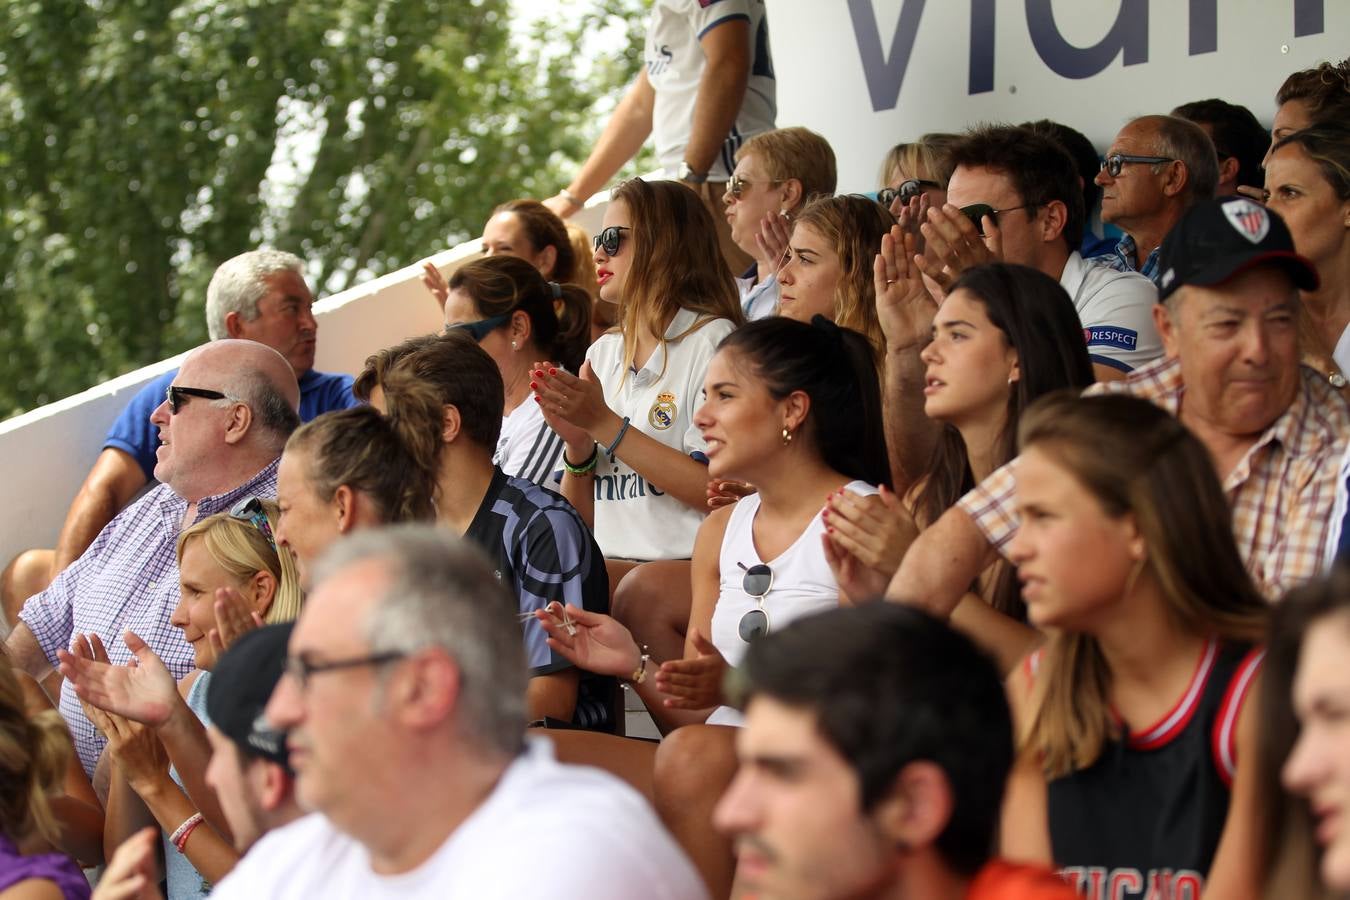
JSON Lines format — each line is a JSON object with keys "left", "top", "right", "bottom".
{"left": 958, "top": 203, "right": 1035, "bottom": 237}
{"left": 446, "top": 312, "right": 511, "bottom": 342}
{"left": 737, "top": 562, "right": 774, "bottom": 643}
{"left": 229, "top": 495, "right": 277, "bottom": 551}
{"left": 165, "top": 385, "right": 232, "bottom": 415}
{"left": 1099, "top": 153, "right": 1175, "bottom": 178}
{"left": 878, "top": 178, "right": 941, "bottom": 208}
{"left": 592, "top": 225, "right": 631, "bottom": 256}
{"left": 725, "top": 174, "right": 782, "bottom": 199}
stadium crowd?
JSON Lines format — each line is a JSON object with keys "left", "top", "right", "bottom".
{"left": 2, "top": 2, "right": 1350, "bottom": 897}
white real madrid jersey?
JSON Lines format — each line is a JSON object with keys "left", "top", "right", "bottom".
{"left": 585, "top": 308, "right": 736, "bottom": 560}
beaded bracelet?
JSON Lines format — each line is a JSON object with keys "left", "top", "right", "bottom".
{"left": 562, "top": 443, "right": 598, "bottom": 476}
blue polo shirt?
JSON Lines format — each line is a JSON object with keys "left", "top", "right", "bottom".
{"left": 104, "top": 367, "right": 357, "bottom": 480}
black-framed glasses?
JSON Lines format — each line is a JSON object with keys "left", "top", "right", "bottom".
{"left": 283, "top": 651, "right": 407, "bottom": 690}
{"left": 959, "top": 203, "right": 1035, "bottom": 237}
{"left": 879, "top": 178, "right": 941, "bottom": 208}
{"left": 446, "top": 312, "right": 511, "bottom": 342}
{"left": 229, "top": 495, "right": 277, "bottom": 551}
{"left": 165, "top": 385, "right": 233, "bottom": 415}
{"left": 1100, "top": 154, "right": 1175, "bottom": 177}
{"left": 725, "top": 174, "right": 782, "bottom": 199}
{"left": 737, "top": 562, "right": 774, "bottom": 643}
{"left": 592, "top": 225, "right": 631, "bottom": 256}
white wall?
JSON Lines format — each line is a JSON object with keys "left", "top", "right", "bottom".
{"left": 767, "top": 0, "right": 1349, "bottom": 191}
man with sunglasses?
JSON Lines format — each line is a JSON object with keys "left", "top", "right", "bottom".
{"left": 208, "top": 526, "right": 706, "bottom": 898}
{"left": 2, "top": 249, "right": 356, "bottom": 626}
{"left": 913, "top": 125, "right": 1161, "bottom": 382}
{"left": 1090, "top": 115, "right": 1220, "bottom": 284}
{"left": 543, "top": 0, "right": 776, "bottom": 271}
{"left": 6, "top": 338, "right": 300, "bottom": 775}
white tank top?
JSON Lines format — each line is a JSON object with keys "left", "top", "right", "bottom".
{"left": 706, "top": 480, "right": 879, "bottom": 726}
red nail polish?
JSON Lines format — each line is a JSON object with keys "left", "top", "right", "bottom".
{"left": 529, "top": 382, "right": 537, "bottom": 390}
{"left": 533, "top": 369, "right": 544, "bottom": 377}
{"left": 549, "top": 368, "right": 557, "bottom": 376}
{"left": 827, "top": 526, "right": 835, "bottom": 534}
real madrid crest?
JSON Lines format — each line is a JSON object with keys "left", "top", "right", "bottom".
{"left": 649, "top": 391, "right": 677, "bottom": 430}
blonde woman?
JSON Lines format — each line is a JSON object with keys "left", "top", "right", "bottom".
{"left": 1001, "top": 394, "right": 1268, "bottom": 900}
{"left": 59, "top": 499, "right": 303, "bottom": 899}
{"left": 0, "top": 651, "right": 92, "bottom": 899}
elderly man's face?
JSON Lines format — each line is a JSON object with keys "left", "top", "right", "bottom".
{"left": 237, "top": 270, "right": 318, "bottom": 376}
{"left": 714, "top": 696, "right": 895, "bottom": 900}
{"left": 1096, "top": 121, "right": 1172, "bottom": 228}
{"left": 264, "top": 558, "right": 396, "bottom": 832}
{"left": 1159, "top": 266, "right": 1301, "bottom": 439}
{"left": 150, "top": 350, "right": 240, "bottom": 499}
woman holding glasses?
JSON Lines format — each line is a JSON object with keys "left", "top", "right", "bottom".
{"left": 536, "top": 315, "right": 889, "bottom": 896}
{"left": 58, "top": 499, "right": 304, "bottom": 899}
{"left": 441, "top": 255, "right": 593, "bottom": 485}
{"left": 721, "top": 127, "right": 839, "bottom": 320}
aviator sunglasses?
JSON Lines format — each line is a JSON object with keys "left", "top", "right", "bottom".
{"left": 878, "top": 178, "right": 941, "bottom": 208}
{"left": 737, "top": 562, "right": 774, "bottom": 643}
{"left": 592, "top": 225, "right": 631, "bottom": 256}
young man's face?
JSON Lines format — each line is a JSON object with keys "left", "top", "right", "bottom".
{"left": 205, "top": 726, "right": 271, "bottom": 852}
{"left": 713, "top": 697, "right": 896, "bottom": 900}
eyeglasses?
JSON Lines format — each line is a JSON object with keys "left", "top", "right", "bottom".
{"left": 1099, "top": 154, "right": 1175, "bottom": 177}
{"left": 737, "top": 562, "right": 774, "bottom": 643}
{"left": 282, "top": 650, "right": 407, "bottom": 690}
{"left": 229, "top": 495, "right": 277, "bottom": 551}
{"left": 165, "top": 385, "right": 235, "bottom": 415}
{"left": 446, "top": 312, "right": 511, "bottom": 342}
{"left": 592, "top": 225, "right": 631, "bottom": 256}
{"left": 725, "top": 174, "right": 782, "bottom": 199}
{"left": 878, "top": 179, "right": 941, "bottom": 208}
{"left": 959, "top": 203, "right": 1035, "bottom": 237}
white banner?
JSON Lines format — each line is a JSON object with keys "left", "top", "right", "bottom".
{"left": 766, "top": 0, "right": 1349, "bottom": 191}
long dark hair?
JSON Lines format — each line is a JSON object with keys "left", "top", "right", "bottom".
{"left": 914, "top": 263, "right": 1095, "bottom": 617}
{"left": 1258, "top": 569, "right": 1350, "bottom": 900}
{"left": 717, "top": 316, "right": 891, "bottom": 488}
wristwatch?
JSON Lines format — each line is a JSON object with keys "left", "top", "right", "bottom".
{"left": 678, "top": 161, "right": 708, "bottom": 184}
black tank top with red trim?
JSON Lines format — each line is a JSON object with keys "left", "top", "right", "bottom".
{"left": 1046, "top": 638, "right": 1263, "bottom": 900}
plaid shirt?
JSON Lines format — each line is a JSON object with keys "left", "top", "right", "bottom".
{"left": 1091, "top": 233, "right": 1162, "bottom": 285}
{"left": 20, "top": 460, "right": 279, "bottom": 775}
{"left": 958, "top": 357, "right": 1349, "bottom": 600}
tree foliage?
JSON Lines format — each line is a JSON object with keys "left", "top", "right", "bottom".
{"left": 0, "top": 0, "right": 648, "bottom": 417}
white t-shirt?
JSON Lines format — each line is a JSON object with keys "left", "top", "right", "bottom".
{"left": 586, "top": 308, "right": 737, "bottom": 560}
{"left": 705, "top": 481, "right": 879, "bottom": 726}
{"left": 1059, "top": 250, "right": 1162, "bottom": 374}
{"left": 210, "top": 737, "right": 708, "bottom": 900}
{"left": 496, "top": 396, "right": 562, "bottom": 488}
{"left": 646, "top": 0, "right": 776, "bottom": 181}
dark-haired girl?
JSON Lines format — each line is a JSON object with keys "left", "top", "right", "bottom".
{"left": 536, "top": 315, "right": 890, "bottom": 897}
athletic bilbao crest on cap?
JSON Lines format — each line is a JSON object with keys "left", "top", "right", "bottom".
{"left": 649, "top": 392, "right": 677, "bottom": 430}
{"left": 1221, "top": 198, "right": 1269, "bottom": 245}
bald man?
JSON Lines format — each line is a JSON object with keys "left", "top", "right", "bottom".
{"left": 7, "top": 339, "right": 300, "bottom": 775}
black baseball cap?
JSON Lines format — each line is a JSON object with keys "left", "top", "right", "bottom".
{"left": 206, "top": 623, "right": 293, "bottom": 772}
{"left": 1157, "top": 196, "right": 1319, "bottom": 302}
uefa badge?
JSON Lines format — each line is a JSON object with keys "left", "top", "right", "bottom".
{"left": 649, "top": 391, "right": 677, "bottom": 430}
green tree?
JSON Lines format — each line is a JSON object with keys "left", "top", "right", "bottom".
{"left": 0, "top": 0, "right": 649, "bottom": 417}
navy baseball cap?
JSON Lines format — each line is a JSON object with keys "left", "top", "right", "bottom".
{"left": 206, "top": 623, "right": 293, "bottom": 772}
{"left": 1157, "top": 196, "right": 1319, "bottom": 302}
